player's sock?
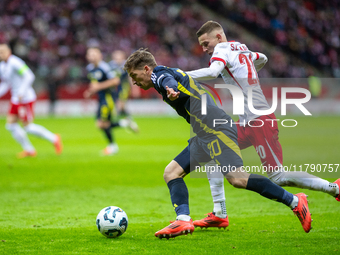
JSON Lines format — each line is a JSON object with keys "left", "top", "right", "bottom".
{"left": 290, "top": 195, "right": 299, "bottom": 209}
{"left": 268, "top": 171, "right": 339, "bottom": 197}
{"left": 102, "top": 127, "right": 113, "bottom": 143}
{"left": 207, "top": 166, "right": 227, "bottom": 218}
{"left": 6, "top": 123, "right": 35, "bottom": 152}
{"left": 167, "top": 178, "right": 190, "bottom": 219}
{"left": 24, "top": 123, "right": 57, "bottom": 143}
{"left": 246, "top": 174, "right": 293, "bottom": 207}
{"left": 110, "top": 122, "right": 119, "bottom": 128}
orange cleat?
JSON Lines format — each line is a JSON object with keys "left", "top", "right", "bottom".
{"left": 334, "top": 179, "right": 340, "bottom": 202}
{"left": 54, "top": 134, "right": 63, "bottom": 155}
{"left": 101, "top": 144, "right": 119, "bottom": 156}
{"left": 17, "top": 150, "right": 37, "bottom": 158}
{"left": 155, "top": 220, "right": 194, "bottom": 239}
{"left": 292, "top": 193, "right": 312, "bottom": 233}
{"left": 193, "top": 212, "right": 229, "bottom": 229}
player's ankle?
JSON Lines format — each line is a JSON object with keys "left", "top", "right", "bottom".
{"left": 214, "top": 211, "right": 227, "bottom": 219}
{"left": 289, "top": 195, "right": 299, "bottom": 209}
{"left": 176, "top": 214, "right": 191, "bottom": 221}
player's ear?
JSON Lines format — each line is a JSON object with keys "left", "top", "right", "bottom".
{"left": 216, "top": 33, "right": 222, "bottom": 42}
{"left": 144, "top": 65, "right": 150, "bottom": 73}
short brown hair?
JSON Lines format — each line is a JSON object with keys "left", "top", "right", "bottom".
{"left": 124, "top": 48, "right": 157, "bottom": 71}
{"left": 196, "top": 21, "right": 223, "bottom": 38}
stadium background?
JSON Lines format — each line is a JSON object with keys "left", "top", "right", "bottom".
{"left": 1, "top": 1, "right": 340, "bottom": 254}
{"left": 1, "top": 0, "right": 340, "bottom": 116}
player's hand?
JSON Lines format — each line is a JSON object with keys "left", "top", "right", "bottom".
{"left": 18, "top": 95, "right": 23, "bottom": 103}
{"left": 89, "top": 81, "right": 100, "bottom": 93}
{"left": 166, "top": 86, "right": 180, "bottom": 101}
{"left": 83, "top": 89, "right": 92, "bottom": 99}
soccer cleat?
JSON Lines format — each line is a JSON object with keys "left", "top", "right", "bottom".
{"left": 193, "top": 212, "right": 229, "bottom": 229}
{"left": 102, "top": 144, "right": 119, "bottom": 156}
{"left": 119, "top": 118, "right": 139, "bottom": 133}
{"left": 54, "top": 134, "right": 63, "bottom": 155}
{"left": 292, "top": 193, "right": 312, "bottom": 233}
{"left": 127, "top": 118, "right": 139, "bottom": 133}
{"left": 334, "top": 179, "right": 340, "bottom": 202}
{"left": 155, "top": 219, "right": 194, "bottom": 239}
{"left": 17, "top": 150, "right": 37, "bottom": 158}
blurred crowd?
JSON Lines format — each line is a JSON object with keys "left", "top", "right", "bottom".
{"left": 204, "top": 0, "right": 340, "bottom": 78}
{"left": 0, "top": 0, "right": 338, "bottom": 99}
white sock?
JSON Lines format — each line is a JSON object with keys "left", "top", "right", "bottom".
{"left": 176, "top": 214, "right": 191, "bottom": 221}
{"left": 206, "top": 161, "right": 227, "bottom": 218}
{"left": 268, "top": 171, "right": 339, "bottom": 197}
{"left": 118, "top": 119, "right": 128, "bottom": 128}
{"left": 6, "top": 123, "right": 35, "bottom": 152}
{"left": 290, "top": 195, "right": 299, "bottom": 209}
{"left": 24, "top": 123, "right": 57, "bottom": 143}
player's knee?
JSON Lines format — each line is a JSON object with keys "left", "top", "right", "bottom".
{"left": 163, "top": 162, "right": 184, "bottom": 183}
{"left": 97, "top": 121, "right": 109, "bottom": 129}
{"left": 228, "top": 178, "right": 248, "bottom": 188}
{"left": 5, "top": 123, "right": 16, "bottom": 131}
{"left": 163, "top": 167, "right": 177, "bottom": 183}
{"left": 24, "top": 123, "right": 32, "bottom": 131}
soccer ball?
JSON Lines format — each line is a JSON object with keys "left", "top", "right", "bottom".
{"left": 96, "top": 206, "right": 128, "bottom": 238}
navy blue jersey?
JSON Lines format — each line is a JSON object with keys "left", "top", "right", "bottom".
{"left": 151, "top": 66, "right": 230, "bottom": 138}
{"left": 86, "top": 61, "right": 116, "bottom": 101}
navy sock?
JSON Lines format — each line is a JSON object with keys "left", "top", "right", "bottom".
{"left": 110, "top": 122, "right": 119, "bottom": 128}
{"left": 246, "top": 174, "right": 293, "bottom": 207}
{"left": 167, "top": 178, "right": 190, "bottom": 216}
{"left": 103, "top": 127, "right": 113, "bottom": 143}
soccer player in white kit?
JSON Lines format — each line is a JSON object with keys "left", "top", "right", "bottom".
{"left": 186, "top": 21, "right": 340, "bottom": 228}
{"left": 0, "top": 44, "right": 62, "bottom": 158}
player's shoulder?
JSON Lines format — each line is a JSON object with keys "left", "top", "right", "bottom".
{"left": 8, "top": 55, "right": 25, "bottom": 66}
{"left": 86, "top": 63, "right": 94, "bottom": 71}
{"left": 151, "top": 66, "right": 171, "bottom": 86}
{"left": 98, "top": 61, "right": 111, "bottom": 72}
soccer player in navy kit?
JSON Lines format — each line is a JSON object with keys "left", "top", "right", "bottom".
{"left": 85, "top": 47, "right": 137, "bottom": 155}
{"left": 124, "top": 49, "right": 312, "bottom": 239}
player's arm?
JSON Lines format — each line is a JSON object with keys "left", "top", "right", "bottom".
{"left": 16, "top": 64, "right": 35, "bottom": 101}
{"left": 160, "top": 75, "right": 180, "bottom": 101}
{"left": 90, "top": 77, "right": 120, "bottom": 92}
{"left": 186, "top": 61, "right": 225, "bottom": 81}
{"left": 0, "top": 81, "right": 10, "bottom": 98}
{"left": 252, "top": 52, "right": 268, "bottom": 71}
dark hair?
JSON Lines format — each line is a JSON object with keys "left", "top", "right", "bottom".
{"left": 196, "top": 21, "right": 223, "bottom": 38}
{"left": 124, "top": 48, "right": 157, "bottom": 71}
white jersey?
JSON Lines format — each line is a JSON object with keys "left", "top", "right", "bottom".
{"left": 0, "top": 55, "right": 36, "bottom": 104}
{"left": 210, "top": 41, "right": 270, "bottom": 122}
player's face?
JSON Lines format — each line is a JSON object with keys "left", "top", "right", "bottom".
{"left": 128, "top": 67, "right": 154, "bottom": 90}
{"left": 0, "top": 45, "right": 11, "bottom": 61}
{"left": 198, "top": 32, "right": 219, "bottom": 56}
{"left": 86, "top": 48, "right": 102, "bottom": 64}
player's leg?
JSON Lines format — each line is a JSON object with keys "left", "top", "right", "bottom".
{"left": 210, "top": 131, "right": 311, "bottom": 233}
{"left": 155, "top": 146, "right": 194, "bottom": 239}
{"left": 193, "top": 161, "right": 230, "bottom": 229}
{"left": 267, "top": 171, "right": 340, "bottom": 201}
{"left": 96, "top": 96, "right": 119, "bottom": 155}
{"left": 21, "top": 102, "right": 62, "bottom": 155}
{"left": 194, "top": 124, "right": 253, "bottom": 228}
{"left": 5, "top": 103, "right": 36, "bottom": 157}
{"left": 249, "top": 114, "right": 339, "bottom": 200}
{"left": 224, "top": 167, "right": 312, "bottom": 233}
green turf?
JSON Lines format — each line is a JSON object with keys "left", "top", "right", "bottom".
{"left": 0, "top": 115, "right": 339, "bottom": 254}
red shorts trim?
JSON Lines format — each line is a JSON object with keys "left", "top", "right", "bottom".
{"left": 8, "top": 101, "right": 35, "bottom": 123}
{"left": 237, "top": 113, "right": 283, "bottom": 170}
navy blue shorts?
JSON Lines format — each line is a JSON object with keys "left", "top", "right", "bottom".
{"left": 174, "top": 134, "right": 243, "bottom": 175}
{"left": 96, "top": 93, "right": 116, "bottom": 121}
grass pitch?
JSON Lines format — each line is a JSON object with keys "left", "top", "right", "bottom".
{"left": 0, "top": 115, "right": 339, "bottom": 254}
